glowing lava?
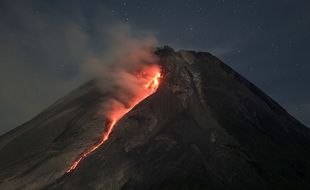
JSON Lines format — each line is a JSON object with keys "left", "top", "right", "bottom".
{"left": 145, "top": 72, "right": 161, "bottom": 93}
{"left": 66, "top": 69, "right": 161, "bottom": 173}
{"left": 66, "top": 120, "right": 116, "bottom": 173}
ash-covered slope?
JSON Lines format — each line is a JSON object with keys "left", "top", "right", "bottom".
{"left": 1, "top": 46, "right": 310, "bottom": 190}
{"left": 0, "top": 80, "right": 112, "bottom": 189}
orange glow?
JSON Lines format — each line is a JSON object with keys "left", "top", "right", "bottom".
{"left": 66, "top": 120, "right": 116, "bottom": 173}
{"left": 145, "top": 72, "right": 161, "bottom": 93}
{"left": 66, "top": 68, "right": 161, "bottom": 173}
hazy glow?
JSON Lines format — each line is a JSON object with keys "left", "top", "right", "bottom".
{"left": 66, "top": 68, "right": 161, "bottom": 173}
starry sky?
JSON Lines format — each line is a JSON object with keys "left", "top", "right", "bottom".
{"left": 0, "top": 0, "right": 309, "bottom": 134}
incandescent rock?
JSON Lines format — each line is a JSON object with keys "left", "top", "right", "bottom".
{"left": 1, "top": 46, "right": 310, "bottom": 190}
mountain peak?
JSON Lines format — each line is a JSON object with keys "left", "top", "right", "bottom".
{"left": 1, "top": 48, "right": 310, "bottom": 190}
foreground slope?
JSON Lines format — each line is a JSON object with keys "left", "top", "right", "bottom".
{"left": 0, "top": 80, "right": 112, "bottom": 189}
{"left": 1, "top": 46, "right": 310, "bottom": 190}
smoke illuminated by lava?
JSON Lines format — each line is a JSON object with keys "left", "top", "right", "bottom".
{"left": 66, "top": 24, "right": 161, "bottom": 173}
{"left": 66, "top": 68, "right": 161, "bottom": 173}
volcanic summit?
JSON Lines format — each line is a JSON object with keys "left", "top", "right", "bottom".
{"left": 1, "top": 46, "right": 310, "bottom": 190}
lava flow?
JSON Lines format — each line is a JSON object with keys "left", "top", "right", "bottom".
{"left": 66, "top": 69, "right": 161, "bottom": 173}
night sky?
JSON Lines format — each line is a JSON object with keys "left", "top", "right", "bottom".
{"left": 0, "top": 0, "right": 309, "bottom": 134}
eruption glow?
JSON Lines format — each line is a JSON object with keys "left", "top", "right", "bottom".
{"left": 66, "top": 68, "right": 161, "bottom": 173}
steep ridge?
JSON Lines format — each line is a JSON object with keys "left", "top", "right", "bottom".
{"left": 1, "top": 46, "right": 310, "bottom": 190}
{"left": 47, "top": 47, "right": 310, "bottom": 190}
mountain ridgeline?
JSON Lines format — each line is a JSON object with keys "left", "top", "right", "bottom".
{"left": 0, "top": 46, "right": 310, "bottom": 190}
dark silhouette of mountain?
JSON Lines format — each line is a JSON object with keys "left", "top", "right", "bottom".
{"left": 1, "top": 46, "right": 310, "bottom": 190}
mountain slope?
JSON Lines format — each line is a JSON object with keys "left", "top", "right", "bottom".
{"left": 1, "top": 46, "right": 310, "bottom": 190}
{"left": 0, "top": 80, "right": 112, "bottom": 189}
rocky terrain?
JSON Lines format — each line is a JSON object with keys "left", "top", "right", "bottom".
{"left": 1, "top": 46, "right": 310, "bottom": 190}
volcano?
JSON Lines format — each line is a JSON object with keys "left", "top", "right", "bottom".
{"left": 1, "top": 46, "right": 310, "bottom": 190}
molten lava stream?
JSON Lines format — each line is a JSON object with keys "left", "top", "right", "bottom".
{"left": 66, "top": 71, "right": 161, "bottom": 173}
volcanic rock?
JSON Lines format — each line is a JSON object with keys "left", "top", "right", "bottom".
{"left": 1, "top": 46, "right": 310, "bottom": 190}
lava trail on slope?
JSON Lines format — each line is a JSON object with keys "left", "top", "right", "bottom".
{"left": 66, "top": 70, "right": 162, "bottom": 173}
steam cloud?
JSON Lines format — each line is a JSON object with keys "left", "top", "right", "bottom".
{"left": 83, "top": 24, "right": 160, "bottom": 121}
{"left": 0, "top": 0, "right": 160, "bottom": 134}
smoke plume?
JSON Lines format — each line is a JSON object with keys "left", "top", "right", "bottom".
{"left": 83, "top": 24, "right": 160, "bottom": 121}
{"left": 0, "top": 0, "right": 160, "bottom": 134}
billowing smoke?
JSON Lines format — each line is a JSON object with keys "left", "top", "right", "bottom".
{"left": 0, "top": 0, "right": 161, "bottom": 134}
{"left": 83, "top": 24, "right": 160, "bottom": 121}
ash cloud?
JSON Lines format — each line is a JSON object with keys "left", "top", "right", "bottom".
{"left": 83, "top": 24, "right": 160, "bottom": 121}
{"left": 0, "top": 0, "right": 159, "bottom": 134}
